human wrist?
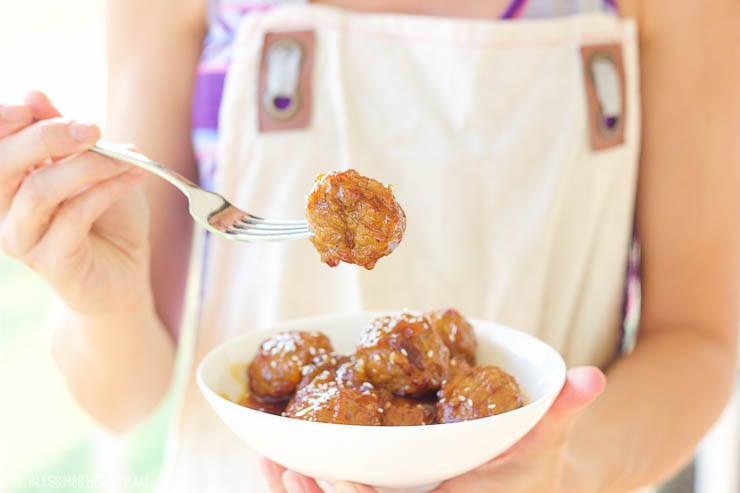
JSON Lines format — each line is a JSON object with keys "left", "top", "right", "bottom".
{"left": 58, "top": 285, "right": 160, "bottom": 343}
{"left": 50, "top": 289, "right": 169, "bottom": 379}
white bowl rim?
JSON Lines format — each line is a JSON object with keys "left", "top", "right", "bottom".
{"left": 196, "top": 310, "right": 566, "bottom": 432}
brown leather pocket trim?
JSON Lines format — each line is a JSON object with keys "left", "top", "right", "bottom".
{"left": 581, "top": 43, "right": 626, "bottom": 151}
{"left": 258, "top": 30, "right": 315, "bottom": 132}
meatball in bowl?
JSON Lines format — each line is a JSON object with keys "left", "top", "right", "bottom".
{"left": 198, "top": 311, "right": 565, "bottom": 492}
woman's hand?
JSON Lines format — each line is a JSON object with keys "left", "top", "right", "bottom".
{"left": 258, "top": 367, "right": 606, "bottom": 493}
{"left": 0, "top": 90, "right": 152, "bottom": 318}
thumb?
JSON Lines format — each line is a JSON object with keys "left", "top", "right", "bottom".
{"left": 468, "top": 367, "right": 605, "bottom": 466}
{"left": 508, "top": 366, "right": 606, "bottom": 458}
{"left": 548, "top": 366, "right": 606, "bottom": 417}
{"left": 517, "top": 366, "right": 606, "bottom": 449}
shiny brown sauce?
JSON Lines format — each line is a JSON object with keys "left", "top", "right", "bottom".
{"left": 236, "top": 309, "right": 525, "bottom": 426}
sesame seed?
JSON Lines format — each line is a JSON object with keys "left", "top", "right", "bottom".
{"left": 309, "top": 347, "right": 316, "bottom": 356}
{"left": 449, "top": 334, "right": 456, "bottom": 342}
{"left": 281, "top": 412, "right": 287, "bottom": 416}
{"left": 373, "top": 354, "right": 381, "bottom": 362}
{"left": 318, "top": 348, "right": 327, "bottom": 354}
{"left": 401, "top": 348, "right": 408, "bottom": 356}
{"left": 459, "top": 396, "right": 466, "bottom": 403}
{"left": 468, "top": 398, "right": 473, "bottom": 406}
{"left": 451, "top": 359, "right": 457, "bottom": 367}
{"left": 463, "top": 387, "right": 470, "bottom": 392}
{"left": 439, "top": 398, "right": 446, "bottom": 404}
{"left": 293, "top": 404, "right": 320, "bottom": 418}
{"left": 270, "top": 361, "right": 277, "bottom": 368}
{"left": 427, "top": 350, "right": 433, "bottom": 358}
{"left": 330, "top": 358, "right": 337, "bottom": 365}
{"left": 378, "top": 408, "right": 385, "bottom": 413}
{"left": 385, "top": 401, "right": 391, "bottom": 409}
{"left": 488, "top": 404, "right": 496, "bottom": 409}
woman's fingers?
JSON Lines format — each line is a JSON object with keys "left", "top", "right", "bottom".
{"left": 282, "top": 470, "right": 325, "bottom": 493}
{"left": 507, "top": 366, "right": 606, "bottom": 455}
{"left": 27, "top": 169, "right": 144, "bottom": 277}
{"left": 0, "top": 104, "right": 33, "bottom": 138}
{"left": 257, "top": 458, "right": 327, "bottom": 493}
{"left": 0, "top": 152, "right": 132, "bottom": 257}
{"left": 545, "top": 366, "right": 606, "bottom": 421}
{"left": 23, "top": 90, "right": 63, "bottom": 120}
{"left": 257, "top": 457, "right": 377, "bottom": 493}
{"left": 258, "top": 457, "right": 289, "bottom": 493}
{"left": 334, "top": 481, "right": 378, "bottom": 493}
{"left": 0, "top": 118, "right": 100, "bottom": 183}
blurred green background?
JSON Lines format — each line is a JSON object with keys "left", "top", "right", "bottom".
{"left": 0, "top": 258, "right": 172, "bottom": 492}
{"left": 0, "top": 247, "right": 200, "bottom": 493}
{"left": 0, "top": 1, "right": 737, "bottom": 493}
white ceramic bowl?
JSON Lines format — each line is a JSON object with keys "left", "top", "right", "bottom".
{"left": 197, "top": 312, "right": 566, "bottom": 493}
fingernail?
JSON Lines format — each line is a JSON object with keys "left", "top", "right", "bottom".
{"left": 69, "top": 121, "right": 99, "bottom": 142}
{"left": 335, "top": 482, "right": 359, "bottom": 493}
{"left": 0, "top": 104, "right": 28, "bottom": 123}
{"left": 283, "top": 472, "right": 305, "bottom": 493}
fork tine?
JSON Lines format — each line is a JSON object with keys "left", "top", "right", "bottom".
{"left": 229, "top": 227, "right": 311, "bottom": 236}
{"left": 241, "top": 214, "right": 307, "bottom": 226}
{"left": 231, "top": 222, "right": 310, "bottom": 233}
{"left": 226, "top": 229, "right": 313, "bottom": 242}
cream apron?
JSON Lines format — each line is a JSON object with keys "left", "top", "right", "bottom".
{"left": 162, "top": 4, "right": 641, "bottom": 492}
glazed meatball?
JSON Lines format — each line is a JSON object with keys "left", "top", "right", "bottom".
{"left": 305, "top": 169, "right": 406, "bottom": 269}
{"left": 296, "top": 354, "right": 349, "bottom": 391}
{"left": 334, "top": 356, "right": 372, "bottom": 389}
{"left": 248, "top": 331, "right": 333, "bottom": 400}
{"left": 356, "top": 313, "right": 451, "bottom": 395}
{"left": 296, "top": 354, "right": 370, "bottom": 391}
{"left": 444, "top": 356, "right": 472, "bottom": 380}
{"left": 286, "top": 380, "right": 383, "bottom": 425}
{"left": 381, "top": 395, "right": 437, "bottom": 426}
{"left": 238, "top": 393, "right": 287, "bottom": 416}
{"left": 424, "top": 308, "right": 477, "bottom": 365}
{"left": 437, "top": 366, "right": 525, "bottom": 424}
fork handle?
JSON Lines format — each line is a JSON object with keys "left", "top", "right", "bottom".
{"left": 91, "top": 141, "right": 197, "bottom": 196}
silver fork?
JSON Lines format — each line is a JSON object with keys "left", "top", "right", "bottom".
{"left": 91, "top": 142, "right": 312, "bottom": 242}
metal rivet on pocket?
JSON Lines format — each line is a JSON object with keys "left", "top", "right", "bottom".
{"left": 258, "top": 30, "right": 315, "bottom": 133}
{"left": 580, "top": 43, "right": 626, "bottom": 151}
{"left": 589, "top": 52, "right": 622, "bottom": 139}
{"left": 262, "top": 37, "right": 304, "bottom": 120}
